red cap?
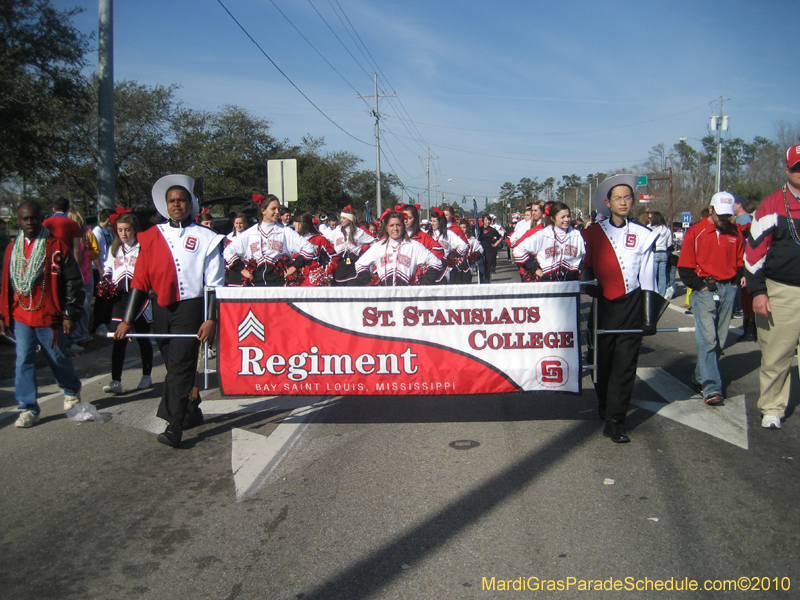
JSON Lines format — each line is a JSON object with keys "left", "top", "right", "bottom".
{"left": 787, "top": 145, "right": 800, "bottom": 169}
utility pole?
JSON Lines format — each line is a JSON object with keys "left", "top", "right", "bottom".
{"left": 358, "top": 74, "right": 395, "bottom": 217}
{"left": 710, "top": 97, "right": 730, "bottom": 193}
{"left": 419, "top": 148, "right": 438, "bottom": 220}
{"left": 97, "top": 0, "right": 115, "bottom": 211}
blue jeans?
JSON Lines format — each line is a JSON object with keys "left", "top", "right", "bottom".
{"left": 15, "top": 322, "right": 82, "bottom": 414}
{"left": 654, "top": 250, "right": 668, "bottom": 296}
{"left": 690, "top": 283, "right": 735, "bottom": 398}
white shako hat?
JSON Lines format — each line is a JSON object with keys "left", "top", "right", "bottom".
{"left": 152, "top": 174, "right": 200, "bottom": 220}
{"left": 593, "top": 174, "right": 638, "bottom": 218}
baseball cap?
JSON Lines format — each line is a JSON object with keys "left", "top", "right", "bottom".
{"left": 786, "top": 145, "right": 800, "bottom": 169}
{"left": 710, "top": 192, "right": 735, "bottom": 216}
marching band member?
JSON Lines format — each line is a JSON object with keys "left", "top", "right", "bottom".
{"left": 582, "top": 175, "right": 659, "bottom": 444}
{"left": 355, "top": 212, "right": 442, "bottom": 286}
{"left": 324, "top": 204, "right": 375, "bottom": 286}
{"left": 102, "top": 213, "right": 153, "bottom": 394}
{"left": 224, "top": 194, "right": 315, "bottom": 287}
{"left": 293, "top": 211, "right": 339, "bottom": 286}
{"left": 515, "top": 202, "right": 585, "bottom": 282}
{"left": 114, "top": 174, "right": 225, "bottom": 448}
{"left": 430, "top": 208, "right": 468, "bottom": 283}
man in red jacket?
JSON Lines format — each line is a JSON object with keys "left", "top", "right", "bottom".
{"left": 0, "top": 201, "right": 85, "bottom": 427}
{"left": 678, "top": 192, "right": 744, "bottom": 406}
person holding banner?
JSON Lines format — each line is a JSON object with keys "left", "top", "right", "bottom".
{"left": 115, "top": 175, "right": 225, "bottom": 448}
{"left": 515, "top": 202, "right": 585, "bottom": 282}
{"left": 325, "top": 205, "right": 375, "bottom": 286}
{"left": 430, "top": 208, "right": 468, "bottom": 283}
{"left": 582, "top": 175, "right": 659, "bottom": 443}
{"left": 354, "top": 212, "right": 442, "bottom": 286}
{"left": 224, "top": 194, "right": 315, "bottom": 287}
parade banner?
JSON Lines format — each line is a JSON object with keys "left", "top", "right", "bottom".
{"left": 216, "top": 282, "right": 582, "bottom": 396}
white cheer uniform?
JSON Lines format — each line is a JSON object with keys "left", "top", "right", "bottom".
{"left": 355, "top": 238, "right": 442, "bottom": 286}
{"left": 514, "top": 225, "right": 586, "bottom": 281}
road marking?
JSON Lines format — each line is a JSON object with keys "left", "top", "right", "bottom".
{"left": 231, "top": 396, "right": 340, "bottom": 501}
{"left": 634, "top": 367, "right": 748, "bottom": 449}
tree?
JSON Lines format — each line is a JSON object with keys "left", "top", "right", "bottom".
{"left": 0, "top": 0, "right": 90, "bottom": 180}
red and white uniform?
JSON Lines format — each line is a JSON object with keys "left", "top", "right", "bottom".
{"left": 431, "top": 228, "right": 468, "bottom": 278}
{"left": 132, "top": 222, "right": 225, "bottom": 306}
{"left": 355, "top": 239, "right": 442, "bottom": 286}
{"left": 298, "top": 231, "right": 339, "bottom": 286}
{"left": 324, "top": 225, "right": 375, "bottom": 284}
{"left": 515, "top": 225, "right": 586, "bottom": 280}
{"left": 104, "top": 241, "right": 152, "bottom": 321}
{"left": 582, "top": 219, "right": 657, "bottom": 300}
{"left": 224, "top": 221, "right": 315, "bottom": 282}
{"left": 508, "top": 219, "right": 535, "bottom": 247}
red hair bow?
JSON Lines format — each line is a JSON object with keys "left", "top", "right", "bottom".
{"left": 252, "top": 193, "right": 265, "bottom": 204}
{"left": 432, "top": 207, "right": 445, "bottom": 217}
{"left": 394, "top": 205, "right": 404, "bottom": 212}
{"left": 544, "top": 205, "right": 552, "bottom": 216}
{"left": 380, "top": 208, "right": 393, "bottom": 221}
{"left": 414, "top": 204, "right": 421, "bottom": 211}
{"left": 109, "top": 206, "right": 131, "bottom": 225}
{"left": 342, "top": 204, "right": 354, "bottom": 212}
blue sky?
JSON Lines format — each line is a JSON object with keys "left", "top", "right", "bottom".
{"left": 60, "top": 0, "right": 798, "bottom": 205}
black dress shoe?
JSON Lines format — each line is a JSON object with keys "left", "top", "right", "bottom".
{"left": 598, "top": 407, "right": 606, "bottom": 421}
{"left": 182, "top": 406, "right": 204, "bottom": 430}
{"left": 157, "top": 423, "right": 183, "bottom": 447}
{"left": 603, "top": 421, "right": 630, "bottom": 443}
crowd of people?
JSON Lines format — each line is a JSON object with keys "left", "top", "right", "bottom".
{"left": 2, "top": 144, "right": 799, "bottom": 446}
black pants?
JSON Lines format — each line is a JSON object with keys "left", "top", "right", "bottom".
{"left": 591, "top": 289, "right": 643, "bottom": 424}
{"left": 152, "top": 297, "right": 203, "bottom": 426}
{"left": 91, "top": 270, "right": 113, "bottom": 331}
{"left": 483, "top": 248, "right": 497, "bottom": 282}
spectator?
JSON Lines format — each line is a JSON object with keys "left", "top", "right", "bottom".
{"left": 0, "top": 201, "right": 85, "bottom": 427}
{"left": 649, "top": 212, "right": 672, "bottom": 297}
{"left": 745, "top": 144, "right": 800, "bottom": 429}
{"left": 92, "top": 208, "right": 114, "bottom": 335}
{"left": 678, "top": 192, "right": 743, "bottom": 405}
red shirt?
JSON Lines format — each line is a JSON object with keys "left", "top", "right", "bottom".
{"left": 43, "top": 214, "right": 82, "bottom": 249}
{"left": 678, "top": 218, "right": 743, "bottom": 281}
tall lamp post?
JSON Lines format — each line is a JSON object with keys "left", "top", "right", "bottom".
{"left": 585, "top": 176, "right": 599, "bottom": 217}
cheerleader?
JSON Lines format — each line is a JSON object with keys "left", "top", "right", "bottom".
{"left": 429, "top": 208, "right": 468, "bottom": 283}
{"left": 354, "top": 212, "right": 442, "bottom": 286}
{"left": 514, "top": 202, "right": 585, "bottom": 281}
{"left": 401, "top": 204, "right": 444, "bottom": 261}
{"left": 102, "top": 213, "right": 153, "bottom": 394}
{"left": 459, "top": 218, "right": 484, "bottom": 283}
{"left": 225, "top": 212, "right": 249, "bottom": 247}
{"left": 324, "top": 205, "right": 375, "bottom": 286}
{"left": 293, "top": 211, "right": 339, "bottom": 286}
{"left": 223, "top": 194, "right": 315, "bottom": 286}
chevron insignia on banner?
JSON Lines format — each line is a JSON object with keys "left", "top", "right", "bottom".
{"left": 238, "top": 310, "right": 266, "bottom": 343}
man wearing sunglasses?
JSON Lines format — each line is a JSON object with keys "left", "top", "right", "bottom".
{"left": 745, "top": 145, "right": 800, "bottom": 430}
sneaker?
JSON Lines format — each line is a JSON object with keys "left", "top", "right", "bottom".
{"left": 15, "top": 410, "right": 41, "bottom": 428}
{"left": 103, "top": 380, "right": 123, "bottom": 394}
{"left": 732, "top": 309, "right": 744, "bottom": 319}
{"left": 182, "top": 406, "right": 204, "bottom": 430}
{"left": 206, "top": 347, "right": 216, "bottom": 360}
{"left": 64, "top": 392, "right": 81, "bottom": 411}
{"left": 684, "top": 307, "right": 693, "bottom": 315}
{"left": 703, "top": 393, "right": 723, "bottom": 406}
{"left": 96, "top": 324, "right": 109, "bottom": 337}
{"left": 67, "top": 343, "right": 84, "bottom": 352}
{"left": 157, "top": 423, "right": 183, "bottom": 448}
{"left": 761, "top": 415, "right": 782, "bottom": 429}
{"left": 137, "top": 375, "right": 152, "bottom": 390}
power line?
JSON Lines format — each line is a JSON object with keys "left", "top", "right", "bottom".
{"left": 307, "top": 0, "right": 373, "bottom": 83}
{"left": 215, "top": 0, "right": 370, "bottom": 146}
{"left": 267, "top": 0, "right": 370, "bottom": 109}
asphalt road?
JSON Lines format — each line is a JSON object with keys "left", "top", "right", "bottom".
{"left": 1, "top": 253, "right": 798, "bottom": 600}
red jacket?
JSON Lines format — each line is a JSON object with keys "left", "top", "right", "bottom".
{"left": 1, "top": 232, "right": 85, "bottom": 328}
{"left": 678, "top": 218, "right": 743, "bottom": 286}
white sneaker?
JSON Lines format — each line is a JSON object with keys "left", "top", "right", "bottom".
{"left": 96, "top": 324, "right": 109, "bottom": 336}
{"left": 206, "top": 347, "right": 216, "bottom": 359}
{"left": 103, "top": 380, "right": 123, "bottom": 394}
{"left": 15, "top": 410, "right": 41, "bottom": 428}
{"left": 761, "top": 415, "right": 782, "bottom": 429}
{"left": 64, "top": 392, "right": 81, "bottom": 411}
{"left": 137, "top": 375, "right": 152, "bottom": 390}
{"left": 664, "top": 287, "right": 674, "bottom": 300}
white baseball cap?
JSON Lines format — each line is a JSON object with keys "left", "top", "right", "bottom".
{"left": 710, "top": 191, "right": 735, "bottom": 216}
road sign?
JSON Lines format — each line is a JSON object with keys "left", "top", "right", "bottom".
{"left": 267, "top": 159, "right": 298, "bottom": 204}
{"left": 639, "top": 194, "right": 659, "bottom": 202}
{"left": 637, "top": 176, "right": 648, "bottom": 186}
{"left": 682, "top": 211, "right": 692, "bottom": 228}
